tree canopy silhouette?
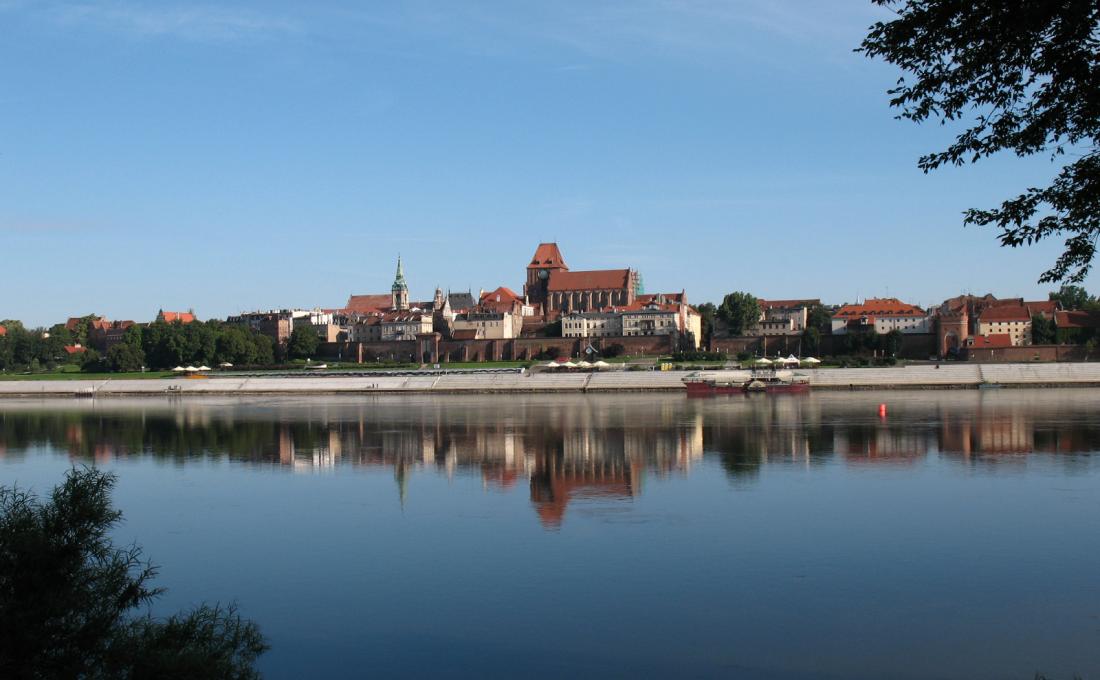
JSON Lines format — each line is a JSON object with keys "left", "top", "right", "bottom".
{"left": 860, "top": 1, "right": 1100, "bottom": 283}
{"left": 0, "top": 468, "right": 267, "bottom": 679}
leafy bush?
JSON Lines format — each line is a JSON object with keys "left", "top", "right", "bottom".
{"left": 0, "top": 468, "right": 267, "bottom": 678}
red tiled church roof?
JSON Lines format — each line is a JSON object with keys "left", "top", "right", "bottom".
{"left": 528, "top": 243, "right": 567, "bottom": 269}
{"left": 547, "top": 269, "right": 631, "bottom": 292}
{"left": 345, "top": 294, "right": 393, "bottom": 314}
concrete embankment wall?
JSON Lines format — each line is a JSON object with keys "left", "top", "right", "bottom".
{"left": 2, "top": 363, "right": 1100, "bottom": 397}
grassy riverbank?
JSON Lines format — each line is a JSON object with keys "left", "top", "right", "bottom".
{"left": 0, "top": 371, "right": 175, "bottom": 381}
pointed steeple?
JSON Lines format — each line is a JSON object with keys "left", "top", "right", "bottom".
{"left": 392, "top": 255, "right": 407, "bottom": 290}
{"left": 391, "top": 255, "right": 409, "bottom": 310}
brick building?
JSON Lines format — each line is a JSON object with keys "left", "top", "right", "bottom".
{"left": 935, "top": 294, "right": 1061, "bottom": 355}
{"left": 746, "top": 299, "right": 820, "bottom": 336}
{"left": 831, "top": 298, "right": 930, "bottom": 335}
{"left": 523, "top": 243, "right": 640, "bottom": 316}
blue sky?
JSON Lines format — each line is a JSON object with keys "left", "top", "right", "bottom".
{"left": 1, "top": 0, "right": 1093, "bottom": 327}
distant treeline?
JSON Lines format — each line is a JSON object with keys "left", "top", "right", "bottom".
{"left": 0, "top": 319, "right": 275, "bottom": 373}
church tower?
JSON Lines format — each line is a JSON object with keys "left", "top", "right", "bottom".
{"left": 391, "top": 256, "right": 409, "bottom": 311}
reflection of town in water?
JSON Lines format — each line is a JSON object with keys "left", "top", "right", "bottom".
{"left": 2, "top": 390, "right": 1099, "bottom": 527}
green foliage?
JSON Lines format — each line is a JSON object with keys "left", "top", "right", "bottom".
{"left": 0, "top": 468, "right": 267, "bottom": 678}
{"left": 79, "top": 348, "right": 103, "bottom": 373}
{"left": 695, "top": 302, "right": 717, "bottom": 343}
{"left": 0, "top": 317, "right": 274, "bottom": 373}
{"left": 860, "top": 1, "right": 1100, "bottom": 283}
{"left": 882, "top": 329, "right": 903, "bottom": 357}
{"left": 1049, "top": 285, "right": 1097, "bottom": 311}
{"left": 837, "top": 329, "right": 904, "bottom": 357}
{"left": 1032, "top": 315, "right": 1057, "bottom": 345}
{"left": 806, "top": 304, "right": 832, "bottom": 333}
{"left": 68, "top": 315, "right": 99, "bottom": 347}
{"left": 802, "top": 327, "right": 822, "bottom": 356}
{"left": 717, "top": 292, "right": 761, "bottom": 336}
{"left": 287, "top": 325, "right": 319, "bottom": 360}
{"left": 106, "top": 343, "right": 145, "bottom": 372}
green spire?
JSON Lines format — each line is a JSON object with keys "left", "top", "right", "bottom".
{"left": 392, "top": 255, "right": 407, "bottom": 291}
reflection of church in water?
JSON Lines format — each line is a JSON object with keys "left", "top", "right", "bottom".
{"left": 267, "top": 403, "right": 704, "bottom": 528}
{"left": 29, "top": 392, "right": 1100, "bottom": 528}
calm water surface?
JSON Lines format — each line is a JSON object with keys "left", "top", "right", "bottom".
{"left": 2, "top": 390, "right": 1100, "bottom": 680}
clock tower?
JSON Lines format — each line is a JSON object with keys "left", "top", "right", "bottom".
{"left": 524, "top": 242, "right": 568, "bottom": 307}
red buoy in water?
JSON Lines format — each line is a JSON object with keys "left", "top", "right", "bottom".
{"left": 878, "top": 403, "right": 887, "bottom": 418}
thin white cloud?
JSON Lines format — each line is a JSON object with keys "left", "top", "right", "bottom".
{"left": 47, "top": 1, "right": 298, "bottom": 42}
{"left": 338, "top": 0, "right": 884, "bottom": 67}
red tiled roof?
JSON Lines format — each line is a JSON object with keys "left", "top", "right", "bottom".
{"left": 480, "top": 286, "right": 522, "bottom": 304}
{"left": 65, "top": 316, "right": 104, "bottom": 331}
{"left": 381, "top": 311, "right": 427, "bottom": 322}
{"left": 528, "top": 243, "right": 567, "bottom": 269}
{"left": 345, "top": 294, "right": 393, "bottom": 314}
{"left": 159, "top": 311, "right": 196, "bottom": 324}
{"left": 979, "top": 305, "right": 1030, "bottom": 323}
{"left": 760, "top": 298, "right": 820, "bottom": 309}
{"left": 547, "top": 269, "right": 631, "bottom": 292}
{"left": 636, "top": 292, "right": 687, "bottom": 305}
{"left": 63, "top": 345, "right": 86, "bottom": 354}
{"left": 0, "top": 325, "right": 5, "bottom": 337}
{"left": 451, "top": 329, "right": 479, "bottom": 341}
{"left": 1055, "top": 310, "right": 1100, "bottom": 329}
{"left": 970, "top": 334, "right": 1013, "bottom": 348}
{"left": 1025, "top": 300, "right": 1059, "bottom": 317}
{"left": 833, "top": 298, "right": 925, "bottom": 319}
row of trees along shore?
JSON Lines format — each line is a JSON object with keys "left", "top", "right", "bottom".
{"left": 0, "top": 319, "right": 314, "bottom": 373}
{"left": 697, "top": 285, "right": 1100, "bottom": 353}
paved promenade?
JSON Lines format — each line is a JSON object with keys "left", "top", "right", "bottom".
{"left": 2, "top": 363, "right": 1100, "bottom": 397}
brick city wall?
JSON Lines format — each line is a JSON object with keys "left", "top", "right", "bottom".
{"left": 710, "top": 333, "right": 937, "bottom": 359}
{"left": 961, "top": 344, "right": 1088, "bottom": 363}
{"left": 318, "top": 341, "right": 418, "bottom": 363}
{"left": 324, "top": 334, "right": 678, "bottom": 364}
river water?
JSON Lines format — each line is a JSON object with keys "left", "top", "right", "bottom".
{"left": 1, "top": 390, "right": 1099, "bottom": 679}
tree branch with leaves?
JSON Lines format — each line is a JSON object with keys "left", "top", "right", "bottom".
{"left": 860, "top": 0, "right": 1100, "bottom": 282}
